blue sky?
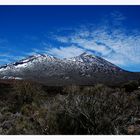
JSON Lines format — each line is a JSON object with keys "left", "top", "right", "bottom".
{"left": 0, "top": 6, "right": 140, "bottom": 72}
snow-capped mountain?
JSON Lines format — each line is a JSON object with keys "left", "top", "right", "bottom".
{"left": 0, "top": 52, "right": 139, "bottom": 86}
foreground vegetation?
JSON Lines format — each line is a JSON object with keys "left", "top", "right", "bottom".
{"left": 0, "top": 80, "right": 140, "bottom": 135}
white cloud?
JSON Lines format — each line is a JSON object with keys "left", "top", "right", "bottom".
{"left": 71, "top": 37, "right": 112, "bottom": 55}
{"left": 46, "top": 45, "right": 85, "bottom": 58}
{"left": 53, "top": 24, "right": 140, "bottom": 68}
{"left": 55, "top": 36, "right": 70, "bottom": 43}
{"left": 0, "top": 11, "right": 138, "bottom": 71}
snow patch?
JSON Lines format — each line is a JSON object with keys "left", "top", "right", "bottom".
{"left": 1, "top": 76, "right": 22, "bottom": 80}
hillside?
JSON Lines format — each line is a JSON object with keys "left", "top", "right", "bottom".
{"left": 0, "top": 53, "right": 139, "bottom": 86}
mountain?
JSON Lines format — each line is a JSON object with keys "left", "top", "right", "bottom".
{"left": 0, "top": 52, "right": 139, "bottom": 86}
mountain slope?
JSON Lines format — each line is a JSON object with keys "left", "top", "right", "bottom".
{"left": 0, "top": 52, "right": 139, "bottom": 86}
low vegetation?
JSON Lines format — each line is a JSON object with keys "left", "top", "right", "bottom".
{"left": 0, "top": 80, "right": 140, "bottom": 135}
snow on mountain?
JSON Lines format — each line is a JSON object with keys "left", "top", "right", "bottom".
{"left": 0, "top": 54, "right": 57, "bottom": 71}
{"left": 2, "top": 76, "right": 22, "bottom": 80}
{"left": 0, "top": 52, "right": 139, "bottom": 86}
{"left": 66, "top": 52, "right": 122, "bottom": 73}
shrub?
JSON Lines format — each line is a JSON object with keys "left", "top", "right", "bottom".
{"left": 12, "top": 80, "right": 45, "bottom": 112}
{"left": 0, "top": 82, "right": 140, "bottom": 135}
{"left": 45, "top": 86, "right": 139, "bottom": 134}
{"left": 63, "top": 85, "right": 81, "bottom": 94}
{"left": 138, "top": 79, "right": 140, "bottom": 86}
{"left": 122, "top": 81, "right": 139, "bottom": 92}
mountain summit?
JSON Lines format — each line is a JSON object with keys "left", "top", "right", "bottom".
{"left": 0, "top": 52, "right": 139, "bottom": 86}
